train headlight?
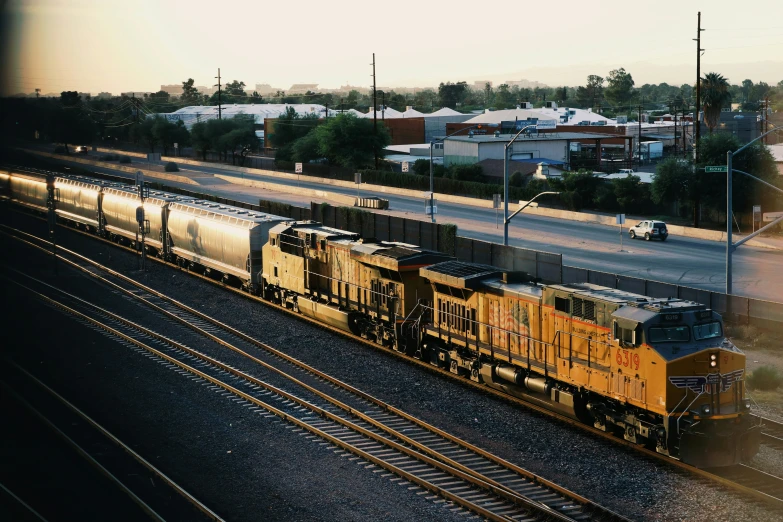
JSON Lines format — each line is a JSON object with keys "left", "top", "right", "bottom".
{"left": 710, "top": 360, "right": 717, "bottom": 367}
{"left": 743, "top": 399, "right": 752, "bottom": 410}
{"left": 710, "top": 354, "right": 717, "bottom": 361}
{"left": 701, "top": 404, "right": 711, "bottom": 415}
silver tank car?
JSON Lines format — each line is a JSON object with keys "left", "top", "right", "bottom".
{"left": 101, "top": 186, "right": 182, "bottom": 250}
{"left": 7, "top": 173, "right": 108, "bottom": 230}
{"left": 166, "top": 199, "right": 288, "bottom": 289}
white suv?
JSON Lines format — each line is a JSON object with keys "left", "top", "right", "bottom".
{"left": 629, "top": 220, "right": 668, "bottom": 241}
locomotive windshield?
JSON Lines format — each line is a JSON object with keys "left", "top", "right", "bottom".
{"left": 648, "top": 325, "right": 690, "bottom": 343}
{"left": 693, "top": 321, "right": 722, "bottom": 340}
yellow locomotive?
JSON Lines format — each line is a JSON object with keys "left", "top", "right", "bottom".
{"left": 418, "top": 260, "right": 760, "bottom": 468}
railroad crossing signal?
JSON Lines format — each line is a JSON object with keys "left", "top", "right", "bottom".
{"left": 705, "top": 166, "right": 728, "bottom": 173}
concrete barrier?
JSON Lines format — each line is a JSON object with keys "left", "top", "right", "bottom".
{"left": 35, "top": 147, "right": 783, "bottom": 251}
{"left": 22, "top": 149, "right": 200, "bottom": 186}
{"left": 214, "top": 174, "right": 356, "bottom": 207}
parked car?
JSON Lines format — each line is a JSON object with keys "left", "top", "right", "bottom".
{"left": 618, "top": 168, "right": 635, "bottom": 175}
{"left": 629, "top": 220, "right": 668, "bottom": 241}
{"left": 75, "top": 145, "right": 89, "bottom": 154}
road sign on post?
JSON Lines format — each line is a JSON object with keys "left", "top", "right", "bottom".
{"left": 402, "top": 161, "right": 409, "bottom": 173}
{"left": 295, "top": 162, "right": 303, "bottom": 174}
{"left": 753, "top": 205, "right": 761, "bottom": 233}
{"left": 705, "top": 165, "right": 728, "bottom": 173}
{"left": 425, "top": 196, "right": 437, "bottom": 216}
{"left": 616, "top": 213, "right": 626, "bottom": 251}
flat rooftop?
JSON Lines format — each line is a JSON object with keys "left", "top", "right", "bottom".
{"left": 446, "top": 132, "right": 619, "bottom": 143}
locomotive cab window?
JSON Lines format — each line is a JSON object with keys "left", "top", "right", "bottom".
{"left": 648, "top": 325, "right": 690, "bottom": 343}
{"left": 693, "top": 321, "right": 722, "bottom": 341}
{"left": 614, "top": 322, "right": 639, "bottom": 346}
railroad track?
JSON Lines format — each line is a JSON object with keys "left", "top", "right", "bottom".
{"left": 0, "top": 362, "right": 223, "bottom": 522}
{"left": 1, "top": 231, "right": 636, "bottom": 520}
{"left": 707, "top": 464, "right": 783, "bottom": 505}
{"left": 5, "top": 270, "right": 630, "bottom": 522}
{"left": 758, "top": 416, "right": 783, "bottom": 450}
{"left": 3, "top": 211, "right": 783, "bottom": 514}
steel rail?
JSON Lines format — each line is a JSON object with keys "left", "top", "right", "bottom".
{"left": 2, "top": 211, "right": 782, "bottom": 511}
{"left": 0, "top": 381, "right": 166, "bottom": 522}
{"left": 0, "top": 223, "right": 629, "bottom": 521}
{"left": 9, "top": 278, "right": 578, "bottom": 522}
{"left": 5, "top": 260, "right": 627, "bottom": 522}
{"left": 5, "top": 362, "right": 226, "bottom": 522}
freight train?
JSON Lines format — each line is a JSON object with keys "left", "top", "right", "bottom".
{"left": 0, "top": 168, "right": 761, "bottom": 468}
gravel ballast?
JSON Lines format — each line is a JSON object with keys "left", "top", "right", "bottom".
{"left": 2, "top": 211, "right": 781, "bottom": 521}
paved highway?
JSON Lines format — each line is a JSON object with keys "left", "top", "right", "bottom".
{"left": 53, "top": 154, "right": 783, "bottom": 303}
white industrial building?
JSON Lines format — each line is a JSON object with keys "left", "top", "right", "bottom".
{"left": 155, "top": 104, "right": 336, "bottom": 129}
{"left": 443, "top": 132, "right": 619, "bottom": 169}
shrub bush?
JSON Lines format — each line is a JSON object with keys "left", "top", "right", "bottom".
{"left": 164, "top": 162, "right": 179, "bottom": 172}
{"left": 747, "top": 365, "right": 781, "bottom": 391}
{"left": 119, "top": 155, "right": 131, "bottom": 164}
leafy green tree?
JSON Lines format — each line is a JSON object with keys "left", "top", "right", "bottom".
{"left": 219, "top": 117, "right": 257, "bottom": 165}
{"left": 604, "top": 68, "right": 635, "bottom": 107}
{"left": 291, "top": 130, "right": 321, "bottom": 164}
{"left": 131, "top": 116, "right": 158, "bottom": 152}
{"left": 311, "top": 113, "right": 391, "bottom": 169}
{"left": 701, "top": 72, "right": 731, "bottom": 134}
{"left": 697, "top": 133, "right": 778, "bottom": 217}
{"left": 741, "top": 79, "right": 754, "bottom": 103}
{"left": 612, "top": 174, "right": 647, "bottom": 211}
{"left": 270, "top": 107, "right": 321, "bottom": 162}
{"left": 446, "top": 164, "right": 485, "bottom": 183}
{"left": 225, "top": 80, "right": 246, "bottom": 96}
{"left": 152, "top": 117, "right": 189, "bottom": 156}
{"left": 484, "top": 83, "right": 494, "bottom": 107}
{"left": 575, "top": 75, "right": 604, "bottom": 109}
{"left": 548, "top": 171, "right": 602, "bottom": 211}
{"left": 413, "top": 159, "right": 430, "bottom": 176}
{"left": 181, "top": 78, "right": 201, "bottom": 105}
{"left": 651, "top": 157, "right": 693, "bottom": 210}
{"left": 494, "top": 84, "right": 515, "bottom": 109}
{"left": 438, "top": 81, "right": 468, "bottom": 109}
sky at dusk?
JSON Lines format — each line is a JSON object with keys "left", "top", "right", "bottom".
{"left": 2, "top": 0, "right": 782, "bottom": 95}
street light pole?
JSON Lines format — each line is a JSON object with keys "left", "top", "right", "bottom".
{"left": 429, "top": 141, "right": 435, "bottom": 223}
{"left": 726, "top": 150, "right": 732, "bottom": 294}
{"left": 503, "top": 125, "right": 537, "bottom": 246}
{"left": 724, "top": 125, "right": 782, "bottom": 294}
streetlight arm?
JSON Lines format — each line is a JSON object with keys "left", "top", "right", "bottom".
{"left": 504, "top": 125, "right": 537, "bottom": 151}
{"left": 733, "top": 213, "right": 783, "bottom": 249}
{"left": 731, "top": 168, "right": 783, "bottom": 195}
{"left": 506, "top": 191, "right": 560, "bottom": 224}
{"left": 734, "top": 126, "right": 782, "bottom": 155}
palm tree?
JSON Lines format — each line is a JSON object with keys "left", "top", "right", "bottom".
{"left": 701, "top": 72, "right": 732, "bottom": 134}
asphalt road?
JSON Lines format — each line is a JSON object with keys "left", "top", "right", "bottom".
{"left": 54, "top": 154, "right": 783, "bottom": 303}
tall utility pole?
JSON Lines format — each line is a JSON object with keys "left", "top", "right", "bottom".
{"left": 132, "top": 93, "right": 139, "bottom": 124}
{"left": 763, "top": 97, "right": 769, "bottom": 144}
{"left": 215, "top": 68, "right": 223, "bottom": 120}
{"left": 673, "top": 104, "right": 678, "bottom": 156}
{"left": 637, "top": 100, "right": 643, "bottom": 164}
{"left": 694, "top": 11, "right": 704, "bottom": 162}
{"left": 371, "top": 53, "right": 377, "bottom": 169}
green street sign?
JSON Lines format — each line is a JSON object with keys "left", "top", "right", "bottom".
{"left": 705, "top": 166, "right": 728, "bottom": 173}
